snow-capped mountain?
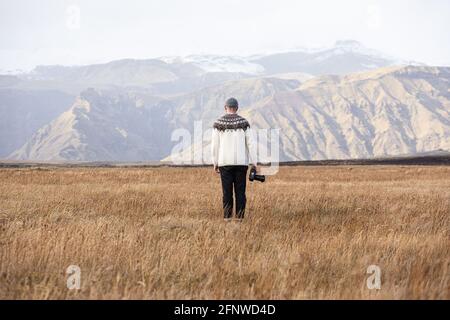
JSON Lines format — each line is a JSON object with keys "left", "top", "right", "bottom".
{"left": 9, "top": 66, "right": 450, "bottom": 162}
{"left": 15, "top": 40, "right": 403, "bottom": 94}
{"left": 249, "top": 40, "right": 403, "bottom": 76}
{"left": 159, "top": 40, "right": 406, "bottom": 76}
{"left": 3, "top": 40, "right": 447, "bottom": 163}
{"left": 159, "top": 54, "right": 266, "bottom": 74}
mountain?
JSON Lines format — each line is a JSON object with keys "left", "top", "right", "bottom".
{"left": 8, "top": 89, "right": 173, "bottom": 161}
{"left": 0, "top": 89, "right": 74, "bottom": 157}
{"left": 7, "top": 40, "right": 402, "bottom": 97}
{"left": 250, "top": 40, "right": 408, "bottom": 75}
{"left": 28, "top": 59, "right": 204, "bottom": 85}
{"left": 166, "top": 66, "right": 450, "bottom": 162}
{"left": 12, "top": 66, "right": 450, "bottom": 162}
{"left": 3, "top": 41, "right": 447, "bottom": 163}
{"left": 9, "top": 77, "right": 299, "bottom": 161}
{"left": 245, "top": 66, "right": 450, "bottom": 160}
{"left": 12, "top": 60, "right": 253, "bottom": 96}
{"left": 159, "top": 54, "right": 266, "bottom": 74}
{"left": 166, "top": 77, "right": 301, "bottom": 130}
{"left": 159, "top": 40, "right": 403, "bottom": 76}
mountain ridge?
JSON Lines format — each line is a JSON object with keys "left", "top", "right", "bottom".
{"left": 1, "top": 40, "right": 447, "bottom": 163}
{"left": 166, "top": 65, "right": 450, "bottom": 163}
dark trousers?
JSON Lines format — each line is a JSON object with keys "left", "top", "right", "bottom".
{"left": 219, "top": 165, "right": 248, "bottom": 219}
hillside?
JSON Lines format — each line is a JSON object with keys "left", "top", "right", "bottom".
{"left": 168, "top": 66, "right": 450, "bottom": 162}
{"left": 9, "top": 77, "right": 298, "bottom": 161}
{"left": 9, "top": 66, "right": 450, "bottom": 162}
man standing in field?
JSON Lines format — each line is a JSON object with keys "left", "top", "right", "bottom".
{"left": 211, "top": 97, "right": 257, "bottom": 222}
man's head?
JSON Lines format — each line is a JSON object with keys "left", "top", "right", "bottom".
{"left": 224, "top": 97, "right": 239, "bottom": 113}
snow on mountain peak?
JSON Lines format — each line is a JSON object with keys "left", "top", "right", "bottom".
{"left": 158, "top": 54, "right": 266, "bottom": 74}
{"left": 334, "top": 40, "right": 364, "bottom": 49}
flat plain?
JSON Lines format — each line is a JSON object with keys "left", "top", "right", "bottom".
{"left": 0, "top": 165, "right": 448, "bottom": 299}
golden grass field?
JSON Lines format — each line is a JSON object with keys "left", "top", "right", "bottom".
{"left": 0, "top": 165, "right": 448, "bottom": 299}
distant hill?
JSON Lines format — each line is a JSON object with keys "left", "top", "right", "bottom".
{"left": 8, "top": 77, "right": 297, "bottom": 161}
{"left": 168, "top": 66, "right": 450, "bottom": 163}
{"left": 6, "top": 40, "right": 401, "bottom": 95}
{"left": 0, "top": 89, "right": 74, "bottom": 157}
{"left": 9, "top": 66, "right": 449, "bottom": 162}
{"left": 2, "top": 41, "right": 449, "bottom": 163}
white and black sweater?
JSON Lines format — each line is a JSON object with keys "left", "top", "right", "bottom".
{"left": 211, "top": 113, "right": 257, "bottom": 167}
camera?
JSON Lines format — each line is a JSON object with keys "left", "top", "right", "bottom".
{"left": 249, "top": 167, "right": 265, "bottom": 182}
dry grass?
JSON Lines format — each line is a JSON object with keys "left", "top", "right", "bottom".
{"left": 0, "top": 165, "right": 449, "bottom": 299}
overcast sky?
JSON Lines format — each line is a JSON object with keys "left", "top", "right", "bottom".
{"left": 1, "top": 0, "right": 449, "bottom": 71}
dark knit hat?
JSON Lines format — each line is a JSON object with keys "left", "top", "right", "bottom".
{"left": 225, "top": 97, "right": 239, "bottom": 108}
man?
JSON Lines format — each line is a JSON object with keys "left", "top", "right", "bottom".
{"left": 211, "top": 97, "right": 257, "bottom": 222}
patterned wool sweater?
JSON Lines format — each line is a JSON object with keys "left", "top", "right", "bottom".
{"left": 211, "top": 113, "right": 257, "bottom": 167}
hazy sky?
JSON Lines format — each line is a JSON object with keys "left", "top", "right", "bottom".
{"left": 1, "top": 0, "right": 450, "bottom": 71}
